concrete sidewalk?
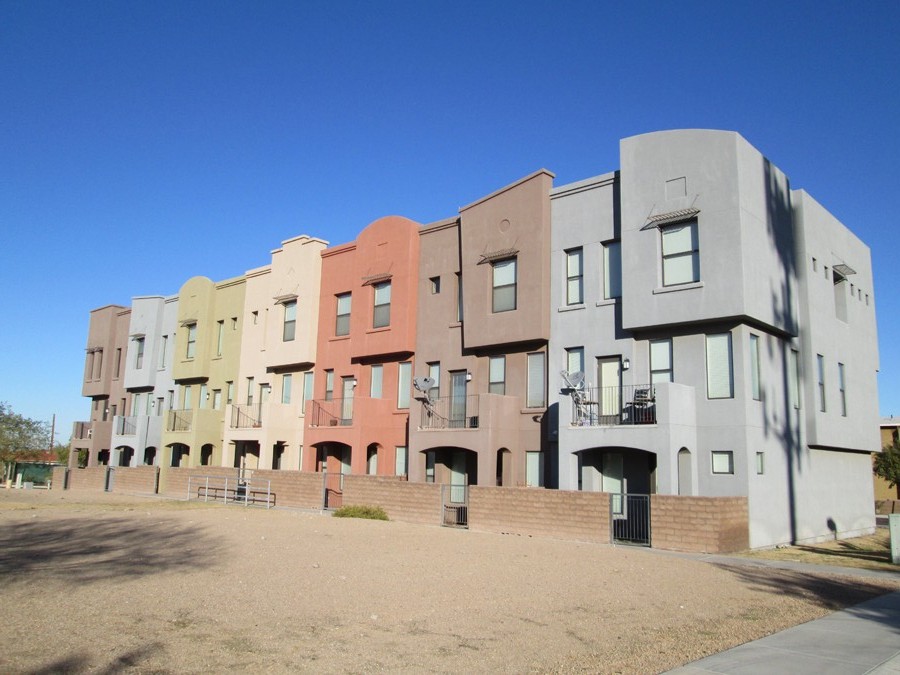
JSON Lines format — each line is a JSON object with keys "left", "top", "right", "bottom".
{"left": 665, "top": 556, "right": 900, "bottom": 674}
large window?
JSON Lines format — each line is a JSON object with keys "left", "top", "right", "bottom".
{"left": 603, "top": 241, "right": 622, "bottom": 299}
{"left": 661, "top": 221, "right": 699, "bottom": 286}
{"left": 397, "top": 361, "right": 411, "bottom": 409}
{"left": 565, "top": 248, "right": 583, "bottom": 305}
{"left": 135, "top": 338, "right": 145, "bottom": 370}
{"left": 492, "top": 258, "right": 517, "bottom": 313}
{"left": 283, "top": 301, "right": 297, "bottom": 342}
{"left": 706, "top": 333, "right": 734, "bottom": 399}
{"left": 489, "top": 356, "right": 506, "bottom": 395}
{"left": 335, "top": 293, "right": 351, "bottom": 336}
{"left": 370, "top": 364, "right": 383, "bottom": 398}
{"left": 373, "top": 282, "right": 391, "bottom": 328}
{"left": 526, "top": 352, "right": 546, "bottom": 408}
{"left": 186, "top": 323, "right": 197, "bottom": 359}
{"left": 750, "top": 334, "right": 761, "bottom": 401}
{"left": 650, "top": 339, "right": 673, "bottom": 384}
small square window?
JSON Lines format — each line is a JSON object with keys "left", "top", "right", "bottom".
{"left": 711, "top": 451, "right": 733, "bottom": 475}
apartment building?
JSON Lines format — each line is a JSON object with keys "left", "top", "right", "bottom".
{"left": 223, "top": 235, "right": 326, "bottom": 472}
{"left": 302, "top": 216, "right": 420, "bottom": 499}
{"left": 408, "top": 170, "right": 553, "bottom": 492}
{"left": 71, "top": 304, "right": 131, "bottom": 468}
{"left": 109, "top": 294, "right": 179, "bottom": 467}
{"left": 550, "top": 129, "right": 879, "bottom": 547}
{"left": 159, "top": 274, "right": 246, "bottom": 485}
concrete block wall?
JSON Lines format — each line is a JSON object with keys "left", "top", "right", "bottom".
{"left": 65, "top": 466, "right": 109, "bottom": 491}
{"left": 161, "top": 466, "right": 236, "bottom": 499}
{"left": 469, "top": 486, "right": 611, "bottom": 543}
{"left": 251, "top": 469, "right": 324, "bottom": 509}
{"left": 51, "top": 466, "right": 67, "bottom": 490}
{"left": 650, "top": 495, "right": 749, "bottom": 553}
{"left": 110, "top": 466, "right": 159, "bottom": 495}
{"left": 342, "top": 475, "right": 442, "bottom": 525}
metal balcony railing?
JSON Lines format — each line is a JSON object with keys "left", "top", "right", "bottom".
{"left": 418, "top": 394, "right": 480, "bottom": 430}
{"left": 116, "top": 416, "right": 137, "bottom": 436}
{"left": 167, "top": 409, "right": 193, "bottom": 432}
{"left": 308, "top": 398, "right": 354, "bottom": 427}
{"left": 231, "top": 404, "right": 262, "bottom": 429}
{"left": 73, "top": 421, "right": 92, "bottom": 440}
{"left": 570, "top": 384, "right": 657, "bottom": 426}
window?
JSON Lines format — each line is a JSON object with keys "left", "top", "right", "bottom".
{"left": 283, "top": 301, "right": 296, "bottom": 341}
{"left": 212, "top": 389, "right": 222, "bottom": 410}
{"left": 788, "top": 348, "right": 800, "bottom": 409}
{"left": 425, "top": 452, "right": 435, "bottom": 483}
{"left": 706, "top": 333, "right": 733, "bottom": 399}
{"left": 395, "top": 446, "right": 407, "bottom": 476}
{"left": 231, "top": 317, "right": 237, "bottom": 330}
{"left": 85, "top": 352, "right": 94, "bottom": 381}
{"left": 216, "top": 320, "right": 224, "bottom": 356}
{"left": 167, "top": 389, "right": 175, "bottom": 409}
{"left": 430, "top": 276, "right": 441, "bottom": 294}
{"left": 756, "top": 452, "right": 765, "bottom": 475}
{"left": 565, "top": 248, "right": 583, "bottom": 305}
{"left": 712, "top": 451, "right": 734, "bottom": 474}
{"left": 750, "top": 334, "right": 761, "bottom": 401}
{"left": 370, "top": 364, "right": 383, "bottom": 398}
{"left": 373, "top": 281, "right": 391, "bottom": 328}
{"left": 526, "top": 352, "right": 546, "bottom": 408}
{"left": 114, "top": 348, "right": 122, "bottom": 378}
{"left": 817, "top": 354, "right": 826, "bottom": 412}
{"left": 603, "top": 241, "right": 622, "bottom": 299}
{"left": 838, "top": 362, "right": 846, "bottom": 416}
{"left": 650, "top": 339, "right": 673, "bottom": 384}
{"left": 324, "top": 370, "right": 334, "bottom": 401}
{"left": 183, "top": 385, "right": 192, "bottom": 410}
{"left": 565, "top": 347, "right": 584, "bottom": 376}
{"left": 833, "top": 270, "right": 848, "bottom": 322}
{"left": 252, "top": 311, "right": 258, "bottom": 325}
{"left": 335, "top": 293, "right": 351, "bottom": 336}
{"left": 226, "top": 381, "right": 234, "bottom": 405}
{"left": 94, "top": 349, "right": 103, "bottom": 379}
{"left": 135, "top": 338, "right": 145, "bottom": 370}
{"left": 246, "top": 377, "right": 254, "bottom": 406}
{"left": 186, "top": 323, "right": 197, "bottom": 359}
{"left": 492, "top": 258, "right": 517, "bottom": 313}
{"left": 661, "top": 220, "right": 699, "bottom": 286}
{"left": 397, "top": 361, "right": 411, "bottom": 409}
{"left": 456, "top": 273, "right": 464, "bottom": 322}
{"left": 428, "top": 362, "right": 440, "bottom": 399}
{"left": 489, "top": 356, "right": 506, "bottom": 395}
{"left": 199, "top": 384, "right": 208, "bottom": 408}
{"left": 302, "top": 372, "right": 314, "bottom": 413}
{"left": 159, "top": 335, "right": 168, "bottom": 369}
{"left": 526, "top": 451, "right": 544, "bottom": 487}
{"left": 367, "top": 447, "right": 378, "bottom": 475}
{"left": 282, "top": 373, "right": 292, "bottom": 404}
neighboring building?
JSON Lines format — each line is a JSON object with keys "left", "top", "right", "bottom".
{"left": 551, "top": 129, "right": 879, "bottom": 548}
{"left": 302, "top": 217, "right": 420, "bottom": 487}
{"left": 223, "top": 235, "right": 327, "bottom": 472}
{"left": 70, "top": 304, "right": 131, "bottom": 467}
{"left": 876, "top": 417, "right": 899, "bottom": 500}
{"left": 408, "top": 170, "right": 554, "bottom": 491}
{"left": 109, "top": 294, "right": 178, "bottom": 467}
{"left": 159, "top": 275, "right": 246, "bottom": 483}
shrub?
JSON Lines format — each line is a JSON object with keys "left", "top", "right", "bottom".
{"left": 331, "top": 504, "right": 389, "bottom": 520}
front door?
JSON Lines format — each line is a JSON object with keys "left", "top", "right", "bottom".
{"left": 601, "top": 452, "right": 624, "bottom": 514}
{"left": 450, "top": 450, "right": 466, "bottom": 503}
{"left": 449, "top": 371, "right": 467, "bottom": 428}
{"left": 341, "top": 377, "right": 354, "bottom": 425}
{"left": 597, "top": 357, "right": 622, "bottom": 419}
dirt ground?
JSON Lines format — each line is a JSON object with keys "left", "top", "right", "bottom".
{"left": 1, "top": 490, "right": 898, "bottom": 674}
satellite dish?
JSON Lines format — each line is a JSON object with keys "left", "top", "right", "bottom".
{"left": 413, "top": 377, "right": 436, "bottom": 392}
{"left": 560, "top": 370, "right": 585, "bottom": 390}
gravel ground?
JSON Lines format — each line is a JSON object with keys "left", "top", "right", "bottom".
{"left": 1, "top": 489, "right": 898, "bottom": 674}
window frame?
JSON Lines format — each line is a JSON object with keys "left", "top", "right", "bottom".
{"left": 397, "top": 361, "right": 411, "bottom": 409}
{"left": 749, "top": 333, "right": 761, "bottom": 401}
{"left": 135, "top": 337, "right": 145, "bottom": 370}
{"left": 526, "top": 352, "right": 546, "bottom": 408}
{"left": 650, "top": 338, "right": 673, "bottom": 385}
{"left": 660, "top": 220, "right": 700, "bottom": 287}
{"left": 488, "top": 356, "right": 506, "bottom": 395}
{"left": 283, "top": 300, "right": 297, "bottom": 342}
{"left": 711, "top": 450, "right": 734, "bottom": 475}
{"left": 492, "top": 257, "right": 517, "bottom": 313}
{"left": 186, "top": 323, "right": 197, "bottom": 359}
{"left": 282, "top": 373, "right": 292, "bottom": 405}
{"left": 705, "top": 333, "right": 734, "bottom": 399}
{"left": 565, "top": 247, "right": 584, "bottom": 305}
{"left": 335, "top": 293, "right": 351, "bottom": 336}
{"left": 817, "top": 354, "right": 826, "bottom": 412}
{"left": 603, "top": 240, "right": 622, "bottom": 300}
{"left": 370, "top": 364, "right": 383, "bottom": 399}
{"left": 373, "top": 281, "right": 391, "bottom": 329}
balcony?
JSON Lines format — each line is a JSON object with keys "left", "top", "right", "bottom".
{"left": 418, "top": 394, "right": 480, "bottom": 430}
{"left": 116, "top": 415, "right": 138, "bottom": 436}
{"left": 308, "top": 398, "right": 355, "bottom": 427}
{"left": 569, "top": 384, "right": 656, "bottom": 427}
{"left": 72, "top": 421, "right": 93, "bottom": 440}
{"left": 231, "top": 404, "right": 263, "bottom": 429}
{"left": 167, "top": 409, "right": 193, "bottom": 432}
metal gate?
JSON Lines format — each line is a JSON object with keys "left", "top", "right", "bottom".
{"left": 441, "top": 484, "right": 468, "bottom": 528}
{"left": 611, "top": 493, "right": 650, "bottom": 546}
{"left": 322, "top": 471, "right": 343, "bottom": 509}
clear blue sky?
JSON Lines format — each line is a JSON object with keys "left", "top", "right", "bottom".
{"left": 2, "top": 0, "right": 899, "bottom": 441}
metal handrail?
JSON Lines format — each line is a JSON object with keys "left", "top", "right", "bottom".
{"left": 419, "top": 394, "right": 480, "bottom": 430}
{"left": 570, "top": 384, "right": 656, "bottom": 426}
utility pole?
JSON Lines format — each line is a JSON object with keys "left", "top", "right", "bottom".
{"left": 49, "top": 414, "right": 56, "bottom": 453}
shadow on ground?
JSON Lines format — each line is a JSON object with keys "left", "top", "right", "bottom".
{"left": 0, "top": 513, "right": 223, "bottom": 584}
{"left": 25, "top": 642, "right": 163, "bottom": 675}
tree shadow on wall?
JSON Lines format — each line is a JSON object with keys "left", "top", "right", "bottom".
{"left": 0, "top": 514, "right": 224, "bottom": 584}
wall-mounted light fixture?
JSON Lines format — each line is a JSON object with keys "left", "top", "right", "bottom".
{"left": 622, "top": 358, "right": 630, "bottom": 371}
{"left": 465, "top": 372, "right": 472, "bottom": 381}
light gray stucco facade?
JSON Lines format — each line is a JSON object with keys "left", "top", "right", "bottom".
{"left": 550, "top": 129, "right": 879, "bottom": 548}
